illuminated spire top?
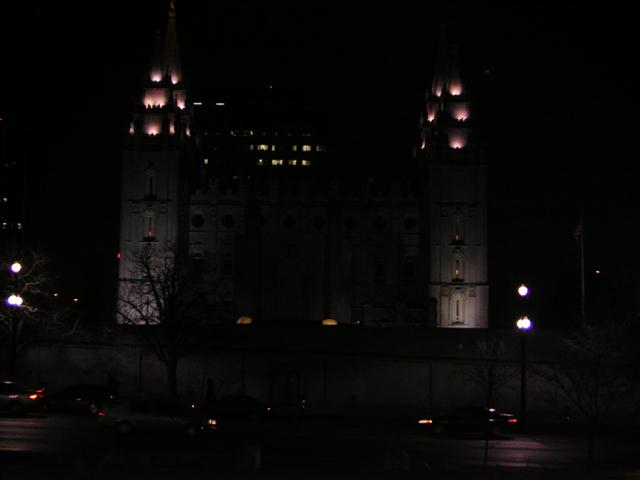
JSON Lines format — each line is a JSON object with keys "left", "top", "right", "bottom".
{"left": 419, "top": 25, "right": 472, "bottom": 153}
{"left": 149, "top": 1, "right": 182, "bottom": 85}
{"left": 163, "top": 1, "right": 182, "bottom": 84}
{"left": 431, "top": 25, "right": 463, "bottom": 98}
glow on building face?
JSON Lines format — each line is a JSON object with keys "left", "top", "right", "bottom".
{"left": 451, "top": 104, "right": 469, "bottom": 121}
{"left": 150, "top": 70, "right": 162, "bottom": 82}
{"left": 171, "top": 74, "right": 179, "bottom": 85}
{"left": 174, "top": 91, "right": 186, "bottom": 110}
{"left": 144, "top": 89, "right": 167, "bottom": 108}
{"left": 449, "top": 82, "right": 463, "bottom": 96}
{"left": 448, "top": 130, "right": 468, "bottom": 149}
{"left": 145, "top": 118, "right": 162, "bottom": 136}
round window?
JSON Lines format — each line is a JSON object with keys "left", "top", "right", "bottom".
{"left": 191, "top": 214, "right": 205, "bottom": 228}
{"left": 373, "top": 216, "right": 386, "bottom": 231}
{"left": 404, "top": 217, "right": 417, "bottom": 230}
{"left": 283, "top": 215, "right": 295, "bottom": 228}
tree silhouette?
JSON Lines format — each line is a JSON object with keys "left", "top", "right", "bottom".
{"left": 0, "top": 249, "right": 78, "bottom": 380}
{"left": 117, "top": 243, "right": 218, "bottom": 401}
{"left": 533, "top": 321, "right": 638, "bottom": 463}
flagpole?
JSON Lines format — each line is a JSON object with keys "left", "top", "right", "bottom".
{"left": 580, "top": 213, "right": 585, "bottom": 327}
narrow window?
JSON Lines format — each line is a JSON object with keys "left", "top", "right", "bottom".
{"left": 145, "top": 170, "right": 156, "bottom": 198}
{"left": 144, "top": 211, "right": 156, "bottom": 240}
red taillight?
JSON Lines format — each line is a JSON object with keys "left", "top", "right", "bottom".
{"left": 508, "top": 418, "right": 518, "bottom": 423}
{"left": 28, "top": 394, "right": 38, "bottom": 400}
{"left": 36, "top": 389, "right": 45, "bottom": 394}
{"left": 98, "top": 411, "right": 106, "bottom": 417}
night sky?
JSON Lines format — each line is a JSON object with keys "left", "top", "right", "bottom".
{"left": 0, "top": 2, "right": 635, "bottom": 328}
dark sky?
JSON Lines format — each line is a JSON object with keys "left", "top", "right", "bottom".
{"left": 0, "top": 2, "right": 635, "bottom": 327}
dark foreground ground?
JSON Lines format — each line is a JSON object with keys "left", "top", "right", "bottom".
{"left": 1, "top": 413, "right": 639, "bottom": 479}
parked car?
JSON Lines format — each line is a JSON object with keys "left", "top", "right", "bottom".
{"left": 44, "top": 384, "right": 115, "bottom": 414}
{"left": 98, "top": 397, "right": 217, "bottom": 437}
{"left": 0, "top": 380, "right": 45, "bottom": 415}
{"left": 417, "top": 407, "right": 518, "bottom": 436}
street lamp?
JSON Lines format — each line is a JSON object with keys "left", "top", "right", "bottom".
{"left": 7, "top": 261, "right": 24, "bottom": 307}
{"left": 516, "top": 316, "right": 532, "bottom": 423}
{"left": 517, "top": 283, "right": 529, "bottom": 298}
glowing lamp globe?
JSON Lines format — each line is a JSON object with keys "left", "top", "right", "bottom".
{"left": 516, "top": 317, "right": 532, "bottom": 330}
{"left": 10, "top": 262, "right": 22, "bottom": 274}
{"left": 517, "top": 284, "right": 529, "bottom": 297}
{"left": 7, "top": 294, "right": 23, "bottom": 307}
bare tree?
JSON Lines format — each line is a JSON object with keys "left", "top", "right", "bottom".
{"left": 533, "top": 321, "right": 638, "bottom": 463}
{"left": 0, "top": 249, "right": 75, "bottom": 380}
{"left": 464, "top": 331, "right": 517, "bottom": 406}
{"left": 118, "top": 243, "right": 217, "bottom": 401}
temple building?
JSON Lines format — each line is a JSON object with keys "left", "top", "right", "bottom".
{"left": 118, "top": 5, "right": 488, "bottom": 328}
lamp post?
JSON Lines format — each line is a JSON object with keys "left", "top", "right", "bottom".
{"left": 516, "top": 316, "right": 532, "bottom": 423}
{"left": 6, "top": 261, "right": 23, "bottom": 380}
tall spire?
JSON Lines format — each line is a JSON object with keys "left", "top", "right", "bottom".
{"left": 148, "top": 1, "right": 182, "bottom": 85}
{"left": 419, "top": 25, "right": 471, "bottom": 153}
{"left": 150, "top": 30, "right": 164, "bottom": 82}
{"left": 163, "top": 1, "right": 182, "bottom": 84}
{"left": 431, "top": 25, "right": 463, "bottom": 98}
{"left": 135, "top": 0, "right": 190, "bottom": 137}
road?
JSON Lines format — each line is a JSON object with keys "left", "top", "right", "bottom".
{"left": 1, "top": 413, "right": 638, "bottom": 473}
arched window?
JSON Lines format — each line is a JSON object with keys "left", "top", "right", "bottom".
{"left": 453, "top": 212, "right": 464, "bottom": 243}
{"left": 452, "top": 252, "right": 464, "bottom": 281}
{"left": 145, "top": 169, "right": 156, "bottom": 199}
{"left": 143, "top": 210, "right": 156, "bottom": 240}
{"left": 451, "top": 293, "right": 465, "bottom": 325}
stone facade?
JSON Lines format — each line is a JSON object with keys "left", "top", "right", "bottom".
{"left": 117, "top": 9, "right": 488, "bottom": 328}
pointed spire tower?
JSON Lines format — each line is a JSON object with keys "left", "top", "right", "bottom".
{"left": 420, "top": 26, "right": 489, "bottom": 328}
{"left": 419, "top": 26, "right": 471, "bottom": 153}
{"left": 118, "top": 1, "right": 195, "bottom": 324}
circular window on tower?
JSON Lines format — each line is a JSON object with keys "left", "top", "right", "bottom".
{"left": 222, "top": 214, "right": 235, "bottom": 228}
{"left": 191, "top": 214, "right": 205, "bottom": 229}
{"left": 283, "top": 215, "right": 296, "bottom": 229}
{"left": 404, "top": 216, "right": 417, "bottom": 231}
{"left": 373, "top": 216, "right": 386, "bottom": 231}
{"left": 343, "top": 216, "right": 356, "bottom": 230}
